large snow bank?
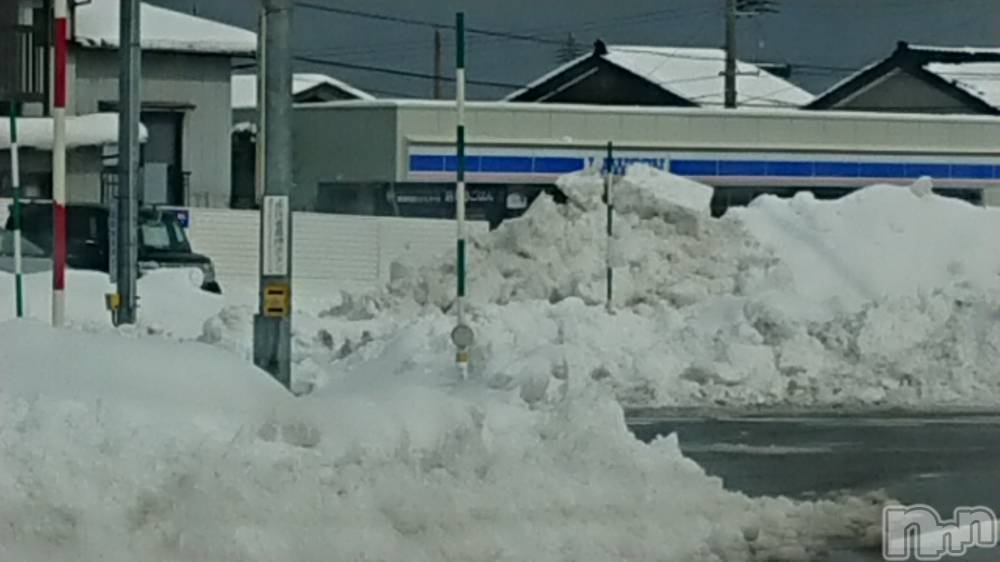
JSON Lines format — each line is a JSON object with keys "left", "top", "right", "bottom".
{"left": 0, "top": 320, "right": 885, "bottom": 561}
{"left": 733, "top": 179, "right": 1000, "bottom": 310}
{"left": 304, "top": 166, "right": 1000, "bottom": 409}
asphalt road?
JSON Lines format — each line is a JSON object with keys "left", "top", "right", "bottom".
{"left": 628, "top": 413, "right": 1000, "bottom": 561}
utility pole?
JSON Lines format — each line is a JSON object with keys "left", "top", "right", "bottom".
{"left": 253, "top": 0, "right": 294, "bottom": 389}
{"left": 112, "top": 0, "right": 140, "bottom": 326}
{"left": 725, "top": 0, "right": 779, "bottom": 108}
{"left": 52, "top": 0, "right": 68, "bottom": 327}
{"left": 433, "top": 28, "right": 443, "bottom": 100}
{"left": 724, "top": 0, "right": 737, "bottom": 109}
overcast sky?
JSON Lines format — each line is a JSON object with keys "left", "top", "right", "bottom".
{"left": 150, "top": 0, "right": 1000, "bottom": 100}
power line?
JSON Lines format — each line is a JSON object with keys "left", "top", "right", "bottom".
{"left": 296, "top": 2, "right": 562, "bottom": 45}
{"left": 292, "top": 55, "right": 522, "bottom": 90}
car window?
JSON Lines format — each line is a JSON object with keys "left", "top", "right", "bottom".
{"left": 0, "top": 230, "right": 47, "bottom": 257}
{"left": 139, "top": 217, "right": 190, "bottom": 252}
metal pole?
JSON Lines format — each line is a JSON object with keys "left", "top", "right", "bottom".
{"left": 52, "top": 0, "right": 67, "bottom": 327}
{"left": 605, "top": 141, "right": 613, "bottom": 314}
{"left": 253, "top": 0, "right": 293, "bottom": 390}
{"left": 724, "top": 0, "right": 737, "bottom": 109}
{"left": 433, "top": 29, "right": 443, "bottom": 99}
{"left": 450, "top": 12, "right": 474, "bottom": 377}
{"left": 9, "top": 103, "right": 23, "bottom": 318}
{"left": 114, "top": 0, "right": 140, "bottom": 325}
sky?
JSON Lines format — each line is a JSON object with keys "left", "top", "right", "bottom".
{"left": 150, "top": 0, "right": 1000, "bottom": 100}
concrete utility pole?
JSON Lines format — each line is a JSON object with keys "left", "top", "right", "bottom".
{"left": 724, "top": 0, "right": 737, "bottom": 109}
{"left": 112, "top": 0, "right": 141, "bottom": 326}
{"left": 433, "top": 29, "right": 443, "bottom": 100}
{"left": 253, "top": 0, "right": 294, "bottom": 389}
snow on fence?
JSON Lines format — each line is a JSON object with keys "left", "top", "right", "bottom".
{"left": 185, "top": 208, "right": 487, "bottom": 295}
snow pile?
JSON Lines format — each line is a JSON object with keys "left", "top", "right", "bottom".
{"left": 734, "top": 178, "right": 1000, "bottom": 310}
{"left": 386, "top": 165, "right": 777, "bottom": 311}
{"left": 0, "top": 268, "right": 223, "bottom": 339}
{"left": 322, "top": 167, "right": 1000, "bottom": 409}
{"left": 0, "top": 320, "right": 885, "bottom": 561}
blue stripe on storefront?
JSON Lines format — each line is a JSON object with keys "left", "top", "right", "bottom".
{"left": 409, "top": 155, "right": 1000, "bottom": 180}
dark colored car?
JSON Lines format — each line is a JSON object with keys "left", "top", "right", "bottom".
{"left": 5, "top": 203, "right": 221, "bottom": 293}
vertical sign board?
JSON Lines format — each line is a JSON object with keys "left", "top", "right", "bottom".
{"left": 108, "top": 192, "right": 118, "bottom": 283}
{"left": 262, "top": 195, "right": 290, "bottom": 276}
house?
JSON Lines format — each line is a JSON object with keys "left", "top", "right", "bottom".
{"left": 2, "top": 0, "right": 256, "bottom": 208}
{"left": 70, "top": 0, "right": 257, "bottom": 208}
{"left": 231, "top": 73, "right": 373, "bottom": 123}
{"left": 807, "top": 42, "right": 1000, "bottom": 115}
{"left": 0, "top": 0, "right": 120, "bottom": 203}
{"left": 506, "top": 40, "right": 812, "bottom": 108}
{"left": 229, "top": 73, "right": 373, "bottom": 209}
{"left": 0, "top": 114, "right": 147, "bottom": 202}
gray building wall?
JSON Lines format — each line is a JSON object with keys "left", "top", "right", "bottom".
{"left": 830, "top": 69, "right": 979, "bottom": 114}
{"left": 71, "top": 49, "right": 233, "bottom": 208}
{"left": 292, "top": 104, "right": 398, "bottom": 211}
{"left": 0, "top": 147, "right": 104, "bottom": 203}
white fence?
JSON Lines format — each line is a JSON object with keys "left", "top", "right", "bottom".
{"left": 185, "top": 209, "right": 487, "bottom": 294}
{"left": 0, "top": 200, "right": 487, "bottom": 296}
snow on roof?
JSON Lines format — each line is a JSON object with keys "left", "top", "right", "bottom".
{"left": 907, "top": 44, "right": 1000, "bottom": 56}
{"left": 508, "top": 45, "right": 813, "bottom": 108}
{"left": 0, "top": 113, "right": 148, "bottom": 151}
{"left": 231, "top": 73, "right": 374, "bottom": 109}
{"left": 74, "top": 0, "right": 256, "bottom": 56}
{"left": 924, "top": 62, "right": 1000, "bottom": 109}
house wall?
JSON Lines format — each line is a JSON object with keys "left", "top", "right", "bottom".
{"left": 829, "top": 69, "right": 982, "bottom": 114}
{"left": 0, "top": 147, "right": 103, "bottom": 203}
{"left": 71, "top": 49, "right": 233, "bottom": 208}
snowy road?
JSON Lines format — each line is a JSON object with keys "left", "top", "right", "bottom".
{"left": 630, "top": 414, "right": 1000, "bottom": 561}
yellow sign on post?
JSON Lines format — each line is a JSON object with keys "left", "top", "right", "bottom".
{"left": 263, "top": 283, "right": 291, "bottom": 318}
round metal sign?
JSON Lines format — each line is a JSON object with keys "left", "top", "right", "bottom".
{"left": 451, "top": 324, "right": 475, "bottom": 348}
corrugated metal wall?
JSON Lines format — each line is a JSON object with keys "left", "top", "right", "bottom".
{"left": 185, "top": 208, "right": 486, "bottom": 294}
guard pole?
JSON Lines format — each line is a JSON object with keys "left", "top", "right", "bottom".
{"left": 52, "top": 0, "right": 68, "bottom": 327}
{"left": 605, "top": 141, "right": 614, "bottom": 313}
{"left": 114, "top": 0, "right": 141, "bottom": 325}
{"left": 253, "top": 0, "right": 293, "bottom": 390}
{"left": 9, "top": 104, "right": 23, "bottom": 318}
{"left": 451, "top": 12, "right": 474, "bottom": 377}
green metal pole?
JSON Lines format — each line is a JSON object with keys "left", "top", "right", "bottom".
{"left": 605, "top": 141, "right": 613, "bottom": 313}
{"left": 450, "top": 11, "right": 474, "bottom": 377}
{"left": 10, "top": 103, "right": 23, "bottom": 318}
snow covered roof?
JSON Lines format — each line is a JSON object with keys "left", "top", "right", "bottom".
{"left": 74, "top": 0, "right": 256, "bottom": 56}
{"left": 0, "top": 113, "right": 148, "bottom": 151}
{"left": 809, "top": 42, "right": 1000, "bottom": 112}
{"left": 507, "top": 44, "right": 813, "bottom": 108}
{"left": 923, "top": 62, "right": 1000, "bottom": 109}
{"left": 231, "top": 73, "right": 374, "bottom": 110}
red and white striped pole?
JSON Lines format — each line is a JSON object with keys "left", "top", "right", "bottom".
{"left": 52, "top": 0, "right": 68, "bottom": 327}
